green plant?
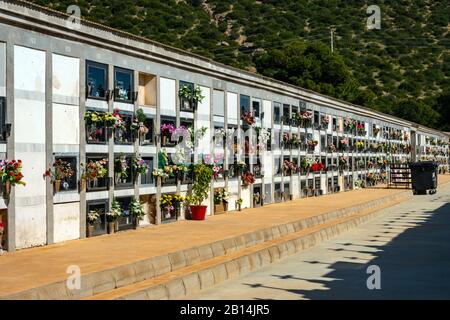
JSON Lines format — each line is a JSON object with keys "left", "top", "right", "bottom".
{"left": 129, "top": 197, "right": 145, "bottom": 220}
{"left": 178, "top": 85, "right": 204, "bottom": 103}
{"left": 236, "top": 198, "right": 243, "bottom": 205}
{"left": 106, "top": 199, "right": 121, "bottom": 222}
{"left": 189, "top": 163, "right": 213, "bottom": 206}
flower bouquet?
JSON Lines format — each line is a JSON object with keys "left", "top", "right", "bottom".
{"left": 43, "top": 159, "right": 74, "bottom": 193}
{"left": 0, "top": 159, "right": 26, "bottom": 196}
{"left": 241, "top": 111, "right": 255, "bottom": 126}
{"left": 241, "top": 171, "right": 255, "bottom": 187}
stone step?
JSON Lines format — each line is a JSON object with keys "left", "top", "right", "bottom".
{"left": 3, "top": 191, "right": 409, "bottom": 300}
{"left": 85, "top": 194, "right": 407, "bottom": 300}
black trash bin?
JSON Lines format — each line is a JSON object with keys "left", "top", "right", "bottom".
{"left": 409, "top": 161, "right": 438, "bottom": 195}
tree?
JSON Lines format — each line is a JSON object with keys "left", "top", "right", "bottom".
{"left": 254, "top": 40, "right": 373, "bottom": 106}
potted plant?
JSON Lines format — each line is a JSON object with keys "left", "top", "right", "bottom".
{"left": 129, "top": 197, "right": 145, "bottom": 229}
{"left": 241, "top": 171, "right": 255, "bottom": 188}
{"left": 131, "top": 109, "right": 149, "bottom": 138}
{"left": 253, "top": 192, "right": 261, "bottom": 207}
{"left": 160, "top": 194, "right": 184, "bottom": 220}
{"left": 0, "top": 159, "right": 26, "bottom": 196}
{"left": 213, "top": 188, "right": 229, "bottom": 213}
{"left": 86, "top": 210, "right": 100, "bottom": 237}
{"left": 321, "top": 115, "right": 330, "bottom": 129}
{"left": 179, "top": 85, "right": 204, "bottom": 110}
{"left": 307, "top": 139, "right": 318, "bottom": 151}
{"left": 236, "top": 198, "right": 243, "bottom": 211}
{"left": 186, "top": 163, "right": 213, "bottom": 220}
{"left": 111, "top": 199, "right": 122, "bottom": 232}
{"left": 105, "top": 199, "right": 121, "bottom": 234}
{"left": 300, "top": 111, "right": 313, "bottom": 127}
{"left": 43, "top": 159, "right": 74, "bottom": 193}
{"left": 80, "top": 159, "right": 107, "bottom": 189}
{"left": 241, "top": 111, "right": 255, "bottom": 126}
{"left": 132, "top": 157, "right": 149, "bottom": 179}
{"left": 160, "top": 123, "right": 175, "bottom": 146}
{"left": 114, "top": 155, "right": 129, "bottom": 184}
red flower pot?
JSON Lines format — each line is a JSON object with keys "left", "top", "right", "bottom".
{"left": 190, "top": 205, "right": 207, "bottom": 220}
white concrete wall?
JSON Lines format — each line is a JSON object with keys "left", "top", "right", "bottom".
{"left": 196, "top": 86, "right": 211, "bottom": 156}
{"left": 213, "top": 90, "right": 224, "bottom": 117}
{"left": 0, "top": 42, "right": 5, "bottom": 97}
{"left": 53, "top": 103, "right": 79, "bottom": 145}
{"left": 52, "top": 54, "right": 79, "bottom": 99}
{"left": 160, "top": 77, "right": 176, "bottom": 116}
{"left": 14, "top": 45, "right": 47, "bottom": 249}
{"left": 53, "top": 202, "right": 80, "bottom": 243}
{"left": 263, "top": 100, "right": 272, "bottom": 128}
{"left": 226, "top": 92, "right": 238, "bottom": 124}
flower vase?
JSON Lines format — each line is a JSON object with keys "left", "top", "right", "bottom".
{"left": 133, "top": 218, "right": 140, "bottom": 229}
{"left": 80, "top": 178, "right": 86, "bottom": 192}
{"left": 3, "top": 180, "right": 11, "bottom": 197}
{"left": 86, "top": 224, "right": 94, "bottom": 238}
{"left": 107, "top": 222, "right": 115, "bottom": 234}
{"left": 54, "top": 180, "right": 61, "bottom": 193}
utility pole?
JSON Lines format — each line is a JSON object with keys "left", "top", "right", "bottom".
{"left": 330, "top": 27, "right": 336, "bottom": 53}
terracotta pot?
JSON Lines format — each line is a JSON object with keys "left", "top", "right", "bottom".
{"left": 190, "top": 205, "right": 207, "bottom": 220}
{"left": 107, "top": 222, "right": 115, "bottom": 234}
{"left": 86, "top": 224, "right": 94, "bottom": 238}
{"left": 237, "top": 203, "right": 242, "bottom": 212}
{"left": 54, "top": 180, "right": 61, "bottom": 193}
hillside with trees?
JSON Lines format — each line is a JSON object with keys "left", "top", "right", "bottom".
{"left": 31, "top": 0, "right": 450, "bottom": 131}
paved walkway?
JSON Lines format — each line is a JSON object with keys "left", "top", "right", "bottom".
{"left": 1, "top": 174, "right": 449, "bottom": 298}
{"left": 187, "top": 181, "right": 450, "bottom": 300}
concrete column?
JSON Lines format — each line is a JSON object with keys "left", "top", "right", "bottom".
{"left": 209, "top": 86, "right": 214, "bottom": 215}
{"left": 108, "top": 65, "right": 114, "bottom": 210}
{"left": 133, "top": 71, "right": 139, "bottom": 201}
{"left": 5, "top": 42, "right": 15, "bottom": 252}
{"left": 79, "top": 59, "right": 86, "bottom": 239}
{"left": 155, "top": 75, "right": 161, "bottom": 225}
{"left": 45, "top": 50, "right": 54, "bottom": 245}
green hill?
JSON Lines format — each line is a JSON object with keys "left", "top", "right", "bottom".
{"left": 31, "top": 0, "right": 450, "bottom": 131}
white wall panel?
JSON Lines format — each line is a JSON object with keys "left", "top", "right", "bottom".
{"left": 53, "top": 202, "right": 80, "bottom": 243}
{"left": 0, "top": 42, "right": 5, "bottom": 97}
{"left": 160, "top": 77, "right": 176, "bottom": 116}
{"left": 52, "top": 54, "right": 79, "bottom": 100}
{"left": 263, "top": 100, "right": 272, "bottom": 128}
{"left": 213, "top": 90, "right": 224, "bottom": 116}
{"left": 226, "top": 92, "right": 238, "bottom": 122}
{"left": 14, "top": 45, "right": 47, "bottom": 249}
{"left": 196, "top": 86, "right": 211, "bottom": 155}
{"left": 14, "top": 99, "right": 46, "bottom": 144}
{"left": 53, "top": 103, "right": 79, "bottom": 145}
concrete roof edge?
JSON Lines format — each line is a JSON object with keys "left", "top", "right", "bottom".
{"left": 1, "top": 0, "right": 447, "bottom": 137}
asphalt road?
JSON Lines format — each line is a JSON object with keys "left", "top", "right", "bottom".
{"left": 187, "top": 183, "right": 450, "bottom": 300}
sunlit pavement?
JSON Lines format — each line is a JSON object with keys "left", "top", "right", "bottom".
{"left": 187, "top": 183, "right": 450, "bottom": 300}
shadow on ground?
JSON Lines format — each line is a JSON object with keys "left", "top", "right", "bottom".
{"left": 244, "top": 200, "right": 450, "bottom": 300}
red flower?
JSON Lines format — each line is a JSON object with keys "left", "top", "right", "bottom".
{"left": 311, "top": 163, "right": 319, "bottom": 172}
